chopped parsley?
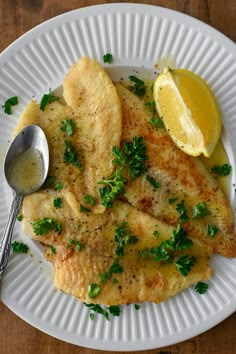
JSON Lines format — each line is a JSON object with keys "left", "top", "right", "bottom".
{"left": 84, "top": 303, "right": 121, "bottom": 320}
{"left": 207, "top": 225, "right": 218, "bottom": 238}
{"left": 84, "top": 194, "right": 96, "bottom": 206}
{"left": 66, "top": 238, "right": 82, "bottom": 251}
{"left": 11, "top": 241, "right": 29, "bottom": 254}
{"left": 193, "top": 202, "right": 211, "bottom": 219}
{"left": 40, "top": 89, "right": 60, "bottom": 111}
{"left": 195, "top": 281, "right": 208, "bottom": 294}
{"left": 176, "top": 200, "right": 189, "bottom": 222}
{"left": 43, "top": 176, "right": 63, "bottom": 191}
{"left": 145, "top": 101, "right": 164, "bottom": 128}
{"left": 129, "top": 76, "right": 146, "bottom": 96}
{"left": 84, "top": 303, "right": 109, "bottom": 320}
{"left": 60, "top": 119, "right": 76, "bottom": 136}
{"left": 89, "top": 313, "right": 95, "bottom": 320}
{"left": 53, "top": 197, "right": 63, "bottom": 208}
{"left": 80, "top": 204, "right": 91, "bottom": 213}
{"left": 88, "top": 283, "right": 101, "bottom": 299}
{"left": 31, "top": 217, "right": 62, "bottom": 235}
{"left": 2, "top": 96, "right": 18, "bottom": 115}
{"left": 107, "top": 305, "right": 121, "bottom": 317}
{"left": 100, "top": 259, "right": 123, "bottom": 284}
{"left": 64, "top": 140, "right": 82, "bottom": 170}
{"left": 114, "top": 221, "right": 138, "bottom": 257}
{"left": 54, "top": 182, "right": 63, "bottom": 191}
{"left": 139, "top": 224, "right": 195, "bottom": 276}
{"left": 146, "top": 174, "right": 159, "bottom": 189}
{"left": 103, "top": 53, "right": 113, "bottom": 64}
{"left": 16, "top": 215, "right": 23, "bottom": 222}
{"left": 211, "top": 163, "right": 231, "bottom": 176}
{"left": 168, "top": 197, "right": 178, "bottom": 204}
{"left": 43, "top": 175, "right": 57, "bottom": 188}
{"left": 50, "top": 245, "right": 56, "bottom": 254}
{"left": 134, "top": 304, "right": 141, "bottom": 310}
{"left": 153, "top": 230, "right": 159, "bottom": 239}
{"left": 174, "top": 255, "right": 196, "bottom": 277}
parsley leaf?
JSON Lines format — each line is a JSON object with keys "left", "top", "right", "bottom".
{"left": 60, "top": 119, "right": 76, "bottom": 136}
{"left": 2, "top": 96, "right": 18, "bottom": 114}
{"left": 16, "top": 215, "right": 23, "bottom": 221}
{"left": 207, "top": 225, "right": 218, "bottom": 238}
{"left": 54, "top": 182, "right": 63, "bottom": 191}
{"left": 84, "top": 303, "right": 109, "bottom": 320}
{"left": 193, "top": 202, "right": 211, "bottom": 219}
{"left": 107, "top": 305, "right": 121, "bottom": 316}
{"left": 66, "top": 238, "right": 82, "bottom": 251}
{"left": 146, "top": 174, "right": 159, "bottom": 189}
{"left": 31, "top": 217, "right": 62, "bottom": 235}
{"left": 53, "top": 197, "right": 63, "bottom": 208}
{"left": 114, "top": 222, "right": 138, "bottom": 257}
{"left": 84, "top": 194, "right": 96, "bottom": 206}
{"left": 50, "top": 245, "right": 56, "bottom": 254}
{"left": 145, "top": 101, "right": 164, "bottom": 128}
{"left": 100, "top": 259, "right": 123, "bottom": 284}
{"left": 139, "top": 244, "right": 170, "bottom": 262}
{"left": 64, "top": 140, "right": 82, "bottom": 170}
{"left": 88, "top": 283, "right": 101, "bottom": 299}
{"left": 168, "top": 197, "right": 178, "bottom": 204}
{"left": 129, "top": 76, "right": 146, "bottom": 96}
{"left": 80, "top": 204, "right": 91, "bottom": 213}
{"left": 195, "top": 281, "right": 208, "bottom": 294}
{"left": 161, "top": 223, "right": 193, "bottom": 251}
{"left": 43, "top": 175, "right": 57, "bottom": 188}
{"left": 176, "top": 200, "right": 189, "bottom": 222}
{"left": 98, "top": 169, "right": 126, "bottom": 208}
{"left": 11, "top": 241, "right": 29, "bottom": 254}
{"left": 211, "top": 163, "right": 231, "bottom": 176}
{"left": 103, "top": 53, "right": 113, "bottom": 64}
{"left": 174, "top": 255, "right": 196, "bottom": 277}
{"left": 40, "top": 89, "right": 59, "bottom": 111}
{"left": 123, "top": 136, "right": 148, "bottom": 179}
{"left": 135, "top": 304, "right": 141, "bottom": 310}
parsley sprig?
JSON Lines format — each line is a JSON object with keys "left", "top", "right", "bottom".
{"left": 98, "top": 136, "right": 148, "bottom": 208}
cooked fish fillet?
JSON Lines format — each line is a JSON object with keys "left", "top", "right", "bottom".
{"left": 14, "top": 57, "right": 122, "bottom": 212}
{"left": 116, "top": 83, "right": 236, "bottom": 257}
{"left": 22, "top": 194, "right": 212, "bottom": 305}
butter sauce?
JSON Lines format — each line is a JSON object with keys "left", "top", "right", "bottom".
{"left": 8, "top": 148, "right": 44, "bottom": 195}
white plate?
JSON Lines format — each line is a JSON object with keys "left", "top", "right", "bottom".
{"left": 1, "top": 3, "right": 236, "bottom": 351}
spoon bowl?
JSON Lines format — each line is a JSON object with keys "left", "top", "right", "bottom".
{"left": 0, "top": 125, "right": 49, "bottom": 279}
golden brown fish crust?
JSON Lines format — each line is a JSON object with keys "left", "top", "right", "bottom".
{"left": 22, "top": 194, "right": 212, "bottom": 305}
{"left": 116, "top": 83, "right": 236, "bottom": 258}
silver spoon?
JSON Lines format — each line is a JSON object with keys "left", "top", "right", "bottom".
{"left": 0, "top": 124, "right": 49, "bottom": 280}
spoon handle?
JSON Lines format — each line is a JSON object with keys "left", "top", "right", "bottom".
{"left": 0, "top": 194, "right": 23, "bottom": 280}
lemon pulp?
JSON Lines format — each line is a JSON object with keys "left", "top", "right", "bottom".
{"left": 153, "top": 68, "right": 222, "bottom": 157}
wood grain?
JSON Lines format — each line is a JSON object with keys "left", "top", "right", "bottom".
{"left": 0, "top": 1, "right": 236, "bottom": 353}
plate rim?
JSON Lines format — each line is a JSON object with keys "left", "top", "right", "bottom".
{"left": 1, "top": 3, "right": 236, "bottom": 351}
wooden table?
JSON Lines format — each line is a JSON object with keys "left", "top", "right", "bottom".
{"left": 0, "top": 1, "right": 236, "bottom": 353}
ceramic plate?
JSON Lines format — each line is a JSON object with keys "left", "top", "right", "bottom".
{"left": 0, "top": 3, "right": 236, "bottom": 351}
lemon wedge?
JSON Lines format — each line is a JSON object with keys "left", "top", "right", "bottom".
{"left": 153, "top": 68, "right": 222, "bottom": 157}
